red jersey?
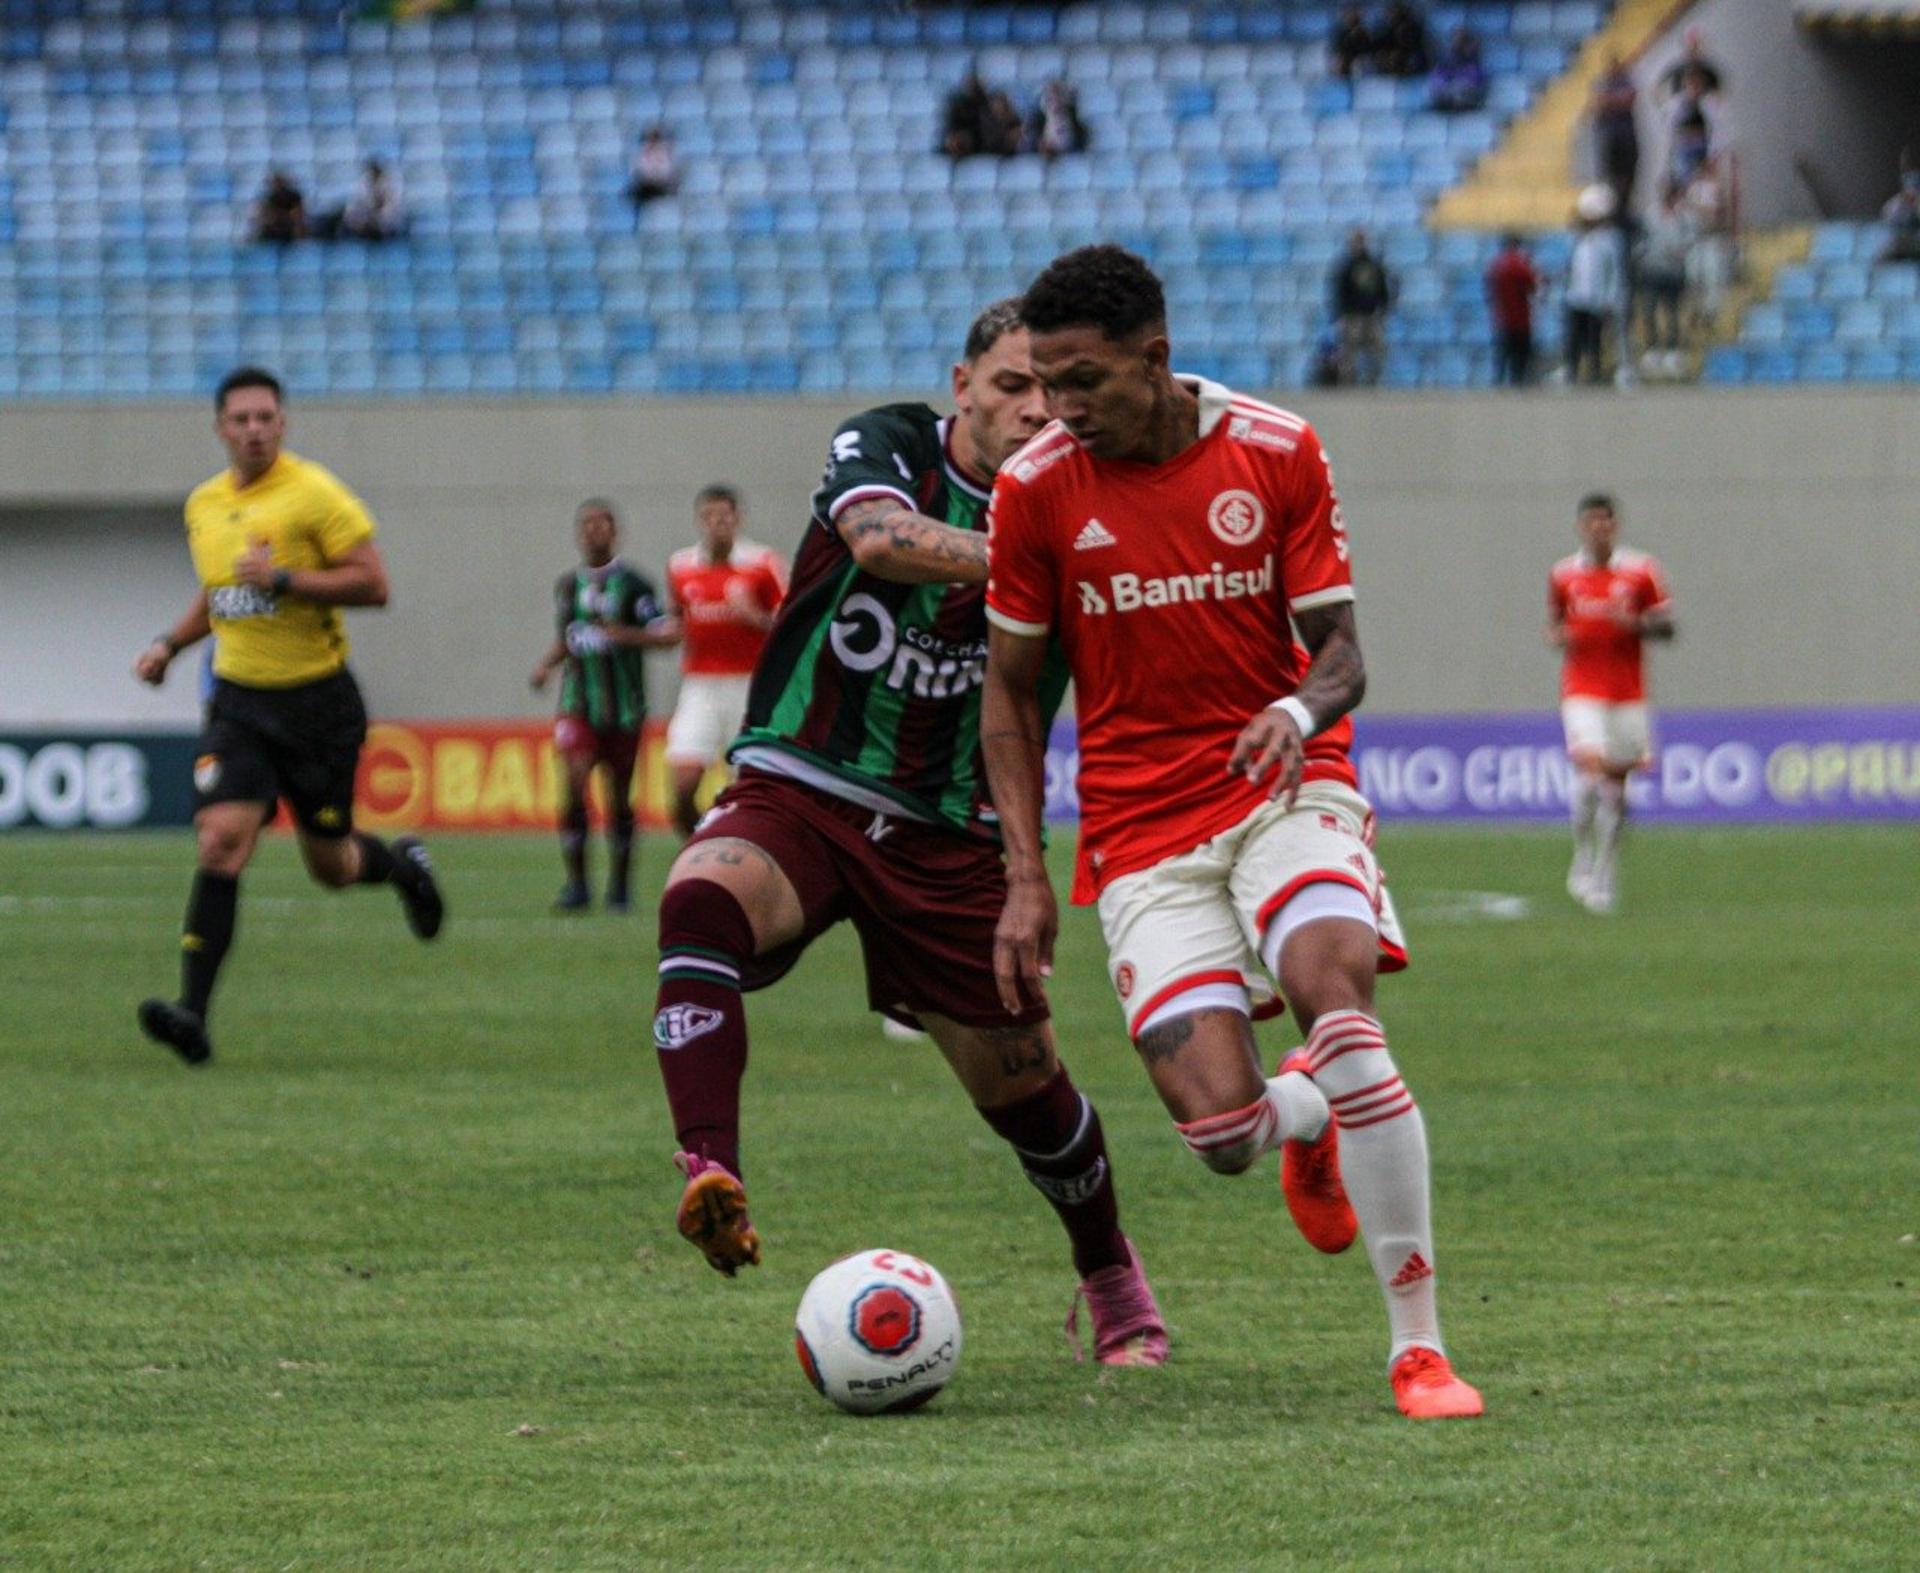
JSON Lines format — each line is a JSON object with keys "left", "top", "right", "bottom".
{"left": 986, "top": 379, "right": 1357, "bottom": 904}
{"left": 1548, "top": 547, "right": 1672, "bottom": 702}
{"left": 667, "top": 540, "right": 787, "bottom": 676}
{"left": 1485, "top": 248, "right": 1541, "bottom": 332}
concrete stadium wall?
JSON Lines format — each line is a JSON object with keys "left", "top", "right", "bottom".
{"left": 2, "top": 387, "right": 1916, "bottom": 727}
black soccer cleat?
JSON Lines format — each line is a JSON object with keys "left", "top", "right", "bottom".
{"left": 391, "top": 836, "right": 446, "bottom": 940}
{"left": 604, "top": 886, "right": 631, "bottom": 915}
{"left": 553, "top": 882, "right": 592, "bottom": 913}
{"left": 138, "top": 998, "right": 212, "bottom": 1067}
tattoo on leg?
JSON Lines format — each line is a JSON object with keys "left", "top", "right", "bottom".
{"left": 678, "top": 838, "right": 782, "bottom": 878}
{"left": 978, "top": 1026, "right": 1050, "bottom": 1077}
{"left": 1135, "top": 1015, "right": 1196, "bottom": 1066}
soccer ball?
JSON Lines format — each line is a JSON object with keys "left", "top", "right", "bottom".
{"left": 793, "top": 1249, "right": 963, "bottom": 1415}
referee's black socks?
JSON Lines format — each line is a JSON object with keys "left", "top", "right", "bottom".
{"left": 180, "top": 870, "right": 238, "bottom": 1020}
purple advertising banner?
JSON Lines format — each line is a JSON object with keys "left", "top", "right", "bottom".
{"left": 1043, "top": 708, "right": 1920, "bottom": 824}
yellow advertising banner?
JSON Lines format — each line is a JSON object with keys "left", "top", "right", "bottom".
{"left": 353, "top": 719, "right": 715, "bottom": 832}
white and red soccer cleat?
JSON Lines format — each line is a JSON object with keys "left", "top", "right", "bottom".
{"left": 1066, "top": 1237, "right": 1169, "bottom": 1366}
{"left": 1390, "top": 1346, "right": 1484, "bottom": 1420}
{"left": 1276, "top": 1047, "right": 1359, "bottom": 1254}
{"left": 673, "top": 1151, "right": 761, "bottom": 1276}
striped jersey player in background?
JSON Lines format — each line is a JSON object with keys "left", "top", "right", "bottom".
{"left": 530, "top": 498, "right": 677, "bottom": 913}
{"left": 650, "top": 299, "right": 1169, "bottom": 1366}
{"left": 983, "top": 246, "right": 1482, "bottom": 1418}
{"left": 1547, "top": 493, "right": 1676, "bottom": 914}
{"left": 662, "top": 486, "right": 786, "bottom": 836}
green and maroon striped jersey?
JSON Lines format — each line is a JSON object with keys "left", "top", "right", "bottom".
{"left": 731, "top": 403, "right": 1064, "bottom": 839}
{"left": 554, "top": 559, "right": 663, "bottom": 732}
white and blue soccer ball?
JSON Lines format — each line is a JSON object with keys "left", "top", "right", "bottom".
{"left": 794, "top": 1249, "right": 963, "bottom": 1415}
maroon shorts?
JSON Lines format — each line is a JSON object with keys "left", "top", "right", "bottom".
{"left": 554, "top": 715, "right": 640, "bottom": 773}
{"left": 685, "top": 769, "right": 1044, "bottom": 1031}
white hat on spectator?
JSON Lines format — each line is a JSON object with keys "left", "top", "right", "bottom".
{"left": 1576, "top": 183, "right": 1616, "bottom": 222}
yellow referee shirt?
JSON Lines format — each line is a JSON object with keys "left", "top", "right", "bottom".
{"left": 185, "top": 451, "right": 377, "bottom": 688}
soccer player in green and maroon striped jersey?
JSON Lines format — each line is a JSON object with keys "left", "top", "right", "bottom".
{"left": 531, "top": 500, "right": 677, "bottom": 912}
{"left": 649, "top": 301, "right": 1169, "bottom": 1367}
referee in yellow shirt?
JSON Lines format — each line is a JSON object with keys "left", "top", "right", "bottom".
{"left": 131, "top": 367, "right": 444, "bottom": 1065}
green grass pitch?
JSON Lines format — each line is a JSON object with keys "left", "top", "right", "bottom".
{"left": 2, "top": 826, "right": 1915, "bottom": 1571}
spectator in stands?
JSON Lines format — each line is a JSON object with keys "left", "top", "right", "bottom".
{"left": 1485, "top": 233, "right": 1542, "bottom": 387}
{"left": 1876, "top": 168, "right": 1920, "bottom": 265}
{"left": 1659, "top": 29, "right": 1724, "bottom": 99}
{"left": 982, "top": 90, "right": 1025, "bottom": 157}
{"left": 341, "top": 159, "right": 407, "bottom": 242}
{"left": 1428, "top": 27, "right": 1487, "bottom": 114}
{"left": 1374, "top": 2, "right": 1433, "bottom": 79}
{"left": 251, "top": 169, "right": 308, "bottom": 245}
{"left": 1679, "top": 152, "right": 1733, "bottom": 329}
{"left": 1664, "top": 65, "right": 1718, "bottom": 188}
{"left": 943, "top": 68, "right": 992, "bottom": 157}
{"left": 1590, "top": 54, "right": 1640, "bottom": 222}
{"left": 1634, "top": 186, "right": 1694, "bottom": 377}
{"left": 1564, "top": 187, "right": 1626, "bottom": 386}
{"left": 628, "top": 126, "right": 680, "bottom": 208}
{"left": 1331, "top": 6, "right": 1376, "bottom": 78}
{"left": 1028, "top": 79, "right": 1089, "bottom": 159}
{"left": 1330, "top": 228, "right": 1393, "bottom": 386}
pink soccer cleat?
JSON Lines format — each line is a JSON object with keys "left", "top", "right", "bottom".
{"left": 1066, "top": 1237, "right": 1169, "bottom": 1367}
{"left": 1277, "top": 1047, "right": 1360, "bottom": 1255}
{"left": 673, "top": 1151, "right": 761, "bottom": 1276}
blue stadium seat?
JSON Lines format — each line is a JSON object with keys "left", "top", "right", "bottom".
{"left": 0, "top": 0, "right": 1663, "bottom": 396}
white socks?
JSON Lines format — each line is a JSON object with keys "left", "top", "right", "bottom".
{"left": 1305, "top": 1008, "right": 1442, "bottom": 1362}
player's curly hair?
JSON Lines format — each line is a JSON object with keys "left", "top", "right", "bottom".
{"left": 1019, "top": 245, "right": 1167, "bottom": 341}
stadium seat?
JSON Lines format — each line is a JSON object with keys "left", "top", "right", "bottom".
{"left": 0, "top": 0, "right": 1721, "bottom": 396}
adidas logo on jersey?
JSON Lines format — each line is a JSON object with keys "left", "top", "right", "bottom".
{"left": 1073, "top": 518, "right": 1118, "bottom": 551}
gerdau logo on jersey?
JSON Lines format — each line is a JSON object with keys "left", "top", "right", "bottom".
{"left": 829, "top": 593, "right": 986, "bottom": 701}
{"left": 209, "top": 585, "right": 279, "bottom": 619}
{"left": 1076, "top": 555, "right": 1274, "bottom": 617}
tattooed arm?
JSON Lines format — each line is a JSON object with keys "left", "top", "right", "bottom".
{"left": 1225, "top": 601, "right": 1368, "bottom": 806}
{"left": 833, "top": 496, "right": 990, "bottom": 586}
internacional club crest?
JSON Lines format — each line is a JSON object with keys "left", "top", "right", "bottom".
{"left": 1207, "top": 488, "right": 1266, "bottom": 547}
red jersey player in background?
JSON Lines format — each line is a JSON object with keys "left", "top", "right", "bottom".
{"left": 982, "top": 245, "right": 1481, "bottom": 1420}
{"left": 663, "top": 485, "right": 787, "bottom": 835}
{"left": 1547, "top": 493, "right": 1675, "bottom": 913}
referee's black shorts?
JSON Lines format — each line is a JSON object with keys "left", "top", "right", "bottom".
{"left": 193, "top": 669, "right": 368, "bottom": 838}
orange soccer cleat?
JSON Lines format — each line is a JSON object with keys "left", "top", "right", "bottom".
{"left": 673, "top": 1151, "right": 762, "bottom": 1276}
{"left": 1276, "top": 1048, "right": 1359, "bottom": 1254}
{"left": 1390, "top": 1347, "right": 1485, "bottom": 1420}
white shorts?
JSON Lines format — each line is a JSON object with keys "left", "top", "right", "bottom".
{"left": 666, "top": 674, "right": 752, "bottom": 766}
{"left": 1095, "top": 780, "right": 1410, "bottom": 1040}
{"left": 1561, "top": 698, "right": 1652, "bottom": 770}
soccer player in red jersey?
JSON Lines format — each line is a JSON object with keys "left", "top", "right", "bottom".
{"left": 982, "top": 246, "right": 1482, "bottom": 1419}
{"left": 663, "top": 486, "right": 787, "bottom": 835}
{"left": 651, "top": 301, "right": 1168, "bottom": 1366}
{"left": 1547, "top": 493, "right": 1675, "bottom": 913}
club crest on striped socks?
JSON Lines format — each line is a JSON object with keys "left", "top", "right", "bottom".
{"left": 654, "top": 1004, "right": 725, "bottom": 1050}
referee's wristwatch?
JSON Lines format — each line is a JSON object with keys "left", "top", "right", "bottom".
{"left": 270, "top": 568, "right": 294, "bottom": 596}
